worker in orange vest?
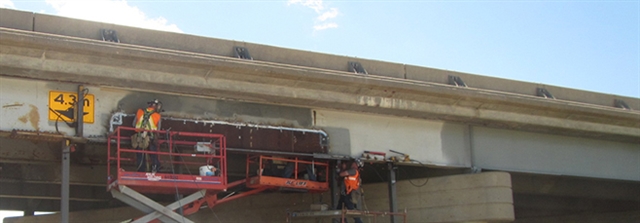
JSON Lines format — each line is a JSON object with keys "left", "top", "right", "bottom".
{"left": 335, "top": 160, "right": 363, "bottom": 223}
{"left": 132, "top": 99, "right": 162, "bottom": 172}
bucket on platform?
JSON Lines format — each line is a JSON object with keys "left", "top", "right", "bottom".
{"left": 200, "top": 165, "right": 216, "bottom": 176}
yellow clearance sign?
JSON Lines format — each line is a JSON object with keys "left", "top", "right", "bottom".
{"left": 48, "top": 91, "right": 95, "bottom": 123}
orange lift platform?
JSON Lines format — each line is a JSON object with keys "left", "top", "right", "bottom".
{"left": 107, "top": 126, "right": 330, "bottom": 223}
{"left": 246, "top": 155, "right": 329, "bottom": 192}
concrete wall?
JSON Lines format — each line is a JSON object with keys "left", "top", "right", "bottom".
{"left": 4, "top": 172, "right": 514, "bottom": 223}
{"left": 1, "top": 8, "right": 637, "bottom": 111}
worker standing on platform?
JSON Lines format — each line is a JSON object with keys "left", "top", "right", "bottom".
{"left": 335, "top": 160, "right": 364, "bottom": 223}
{"left": 132, "top": 99, "right": 162, "bottom": 172}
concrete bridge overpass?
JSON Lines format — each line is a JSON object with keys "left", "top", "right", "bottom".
{"left": 0, "top": 8, "right": 638, "bottom": 223}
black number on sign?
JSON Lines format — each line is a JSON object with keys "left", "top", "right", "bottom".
{"left": 69, "top": 95, "right": 76, "bottom": 106}
{"left": 54, "top": 94, "right": 65, "bottom": 104}
{"left": 84, "top": 98, "right": 90, "bottom": 107}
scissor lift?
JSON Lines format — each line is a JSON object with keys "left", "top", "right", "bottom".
{"left": 107, "top": 127, "right": 330, "bottom": 222}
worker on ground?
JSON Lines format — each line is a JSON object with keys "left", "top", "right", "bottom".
{"left": 335, "top": 160, "right": 363, "bottom": 223}
{"left": 132, "top": 99, "right": 162, "bottom": 172}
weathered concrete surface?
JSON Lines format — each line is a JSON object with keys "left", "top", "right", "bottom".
{"left": 510, "top": 172, "right": 640, "bottom": 203}
{"left": 0, "top": 77, "right": 314, "bottom": 137}
{"left": 364, "top": 172, "right": 514, "bottom": 223}
{"left": 1, "top": 75, "right": 637, "bottom": 181}
{"left": 471, "top": 126, "right": 640, "bottom": 181}
{"left": 316, "top": 109, "right": 471, "bottom": 167}
{"left": 0, "top": 9, "right": 32, "bottom": 31}
{"left": 4, "top": 172, "right": 514, "bottom": 223}
{"left": 514, "top": 210, "right": 640, "bottom": 223}
{"left": 1, "top": 27, "right": 638, "bottom": 145}
{"left": 0, "top": 8, "right": 631, "bottom": 112}
{"left": 1, "top": 190, "right": 327, "bottom": 223}
{"left": 0, "top": 162, "right": 105, "bottom": 186}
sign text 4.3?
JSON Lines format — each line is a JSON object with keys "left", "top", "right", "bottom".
{"left": 48, "top": 91, "right": 95, "bottom": 123}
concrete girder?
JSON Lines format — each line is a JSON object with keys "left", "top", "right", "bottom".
{"left": 510, "top": 172, "right": 640, "bottom": 202}
{"left": 514, "top": 210, "right": 640, "bottom": 223}
{"left": 0, "top": 28, "right": 639, "bottom": 144}
{"left": 0, "top": 181, "right": 110, "bottom": 203}
{"left": 0, "top": 136, "right": 107, "bottom": 165}
{"left": 0, "top": 163, "right": 106, "bottom": 186}
{"left": 0, "top": 137, "right": 62, "bottom": 164}
{"left": 513, "top": 193, "right": 639, "bottom": 217}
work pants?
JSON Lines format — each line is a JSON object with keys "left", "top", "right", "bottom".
{"left": 136, "top": 141, "right": 160, "bottom": 172}
{"left": 336, "top": 191, "right": 363, "bottom": 223}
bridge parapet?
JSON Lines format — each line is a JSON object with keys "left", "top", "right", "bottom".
{"left": 0, "top": 8, "right": 637, "bottom": 111}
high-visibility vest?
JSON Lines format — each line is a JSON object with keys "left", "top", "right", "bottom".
{"left": 135, "top": 107, "right": 160, "bottom": 131}
{"left": 344, "top": 169, "right": 360, "bottom": 194}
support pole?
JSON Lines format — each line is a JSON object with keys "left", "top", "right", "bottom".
{"left": 330, "top": 161, "right": 339, "bottom": 209}
{"left": 65, "top": 85, "right": 83, "bottom": 223}
{"left": 23, "top": 209, "right": 34, "bottom": 217}
{"left": 61, "top": 139, "right": 70, "bottom": 223}
{"left": 76, "top": 85, "right": 85, "bottom": 137}
{"left": 388, "top": 162, "right": 398, "bottom": 223}
{"left": 330, "top": 161, "right": 340, "bottom": 223}
{"left": 23, "top": 199, "right": 35, "bottom": 217}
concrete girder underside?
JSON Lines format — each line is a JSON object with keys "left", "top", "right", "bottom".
{"left": 508, "top": 172, "right": 640, "bottom": 221}
{"left": 0, "top": 28, "right": 638, "bottom": 144}
{"left": 6, "top": 171, "right": 639, "bottom": 223}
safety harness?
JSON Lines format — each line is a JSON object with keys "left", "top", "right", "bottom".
{"left": 344, "top": 169, "right": 361, "bottom": 195}
{"left": 132, "top": 108, "right": 159, "bottom": 171}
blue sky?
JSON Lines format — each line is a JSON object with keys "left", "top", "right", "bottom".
{"left": 0, "top": 0, "right": 638, "bottom": 98}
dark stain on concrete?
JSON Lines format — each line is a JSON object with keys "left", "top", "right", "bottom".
{"left": 18, "top": 104, "right": 40, "bottom": 131}
{"left": 117, "top": 92, "right": 313, "bottom": 127}
{"left": 2, "top": 103, "right": 24, "bottom": 108}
